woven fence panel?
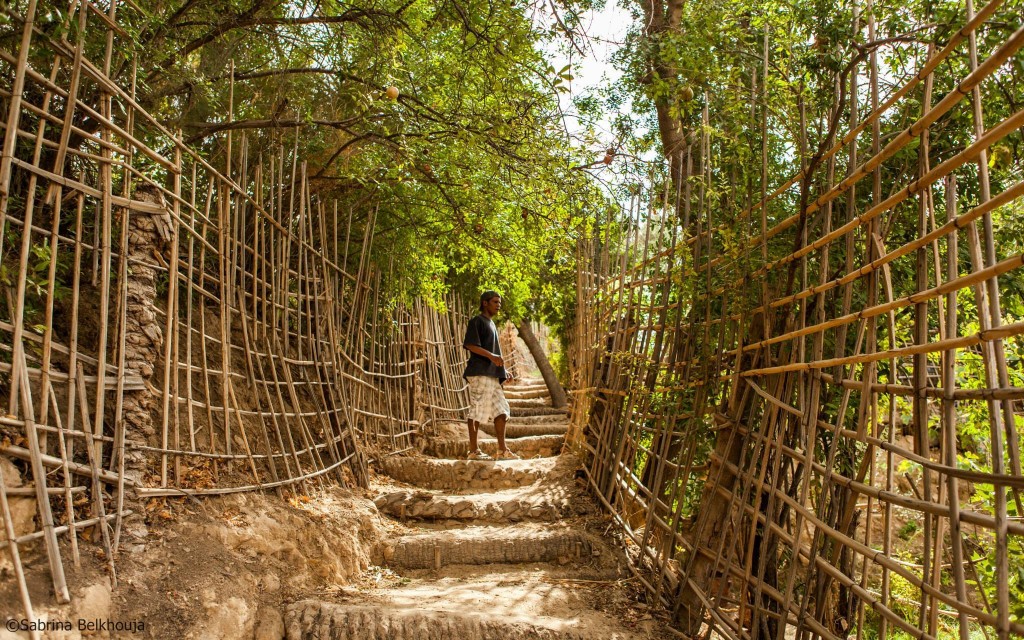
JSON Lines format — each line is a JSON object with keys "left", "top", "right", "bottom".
{"left": 0, "top": 0, "right": 468, "bottom": 619}
{"left": 569, "top": 3, "right": 1024, "bottom": 639}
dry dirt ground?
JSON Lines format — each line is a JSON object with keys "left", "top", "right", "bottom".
{"left": 0, "top": 483, "right": 385, "bottom": 640}
{"left": 1, "top": 377, "right": 671, "bottom": 639}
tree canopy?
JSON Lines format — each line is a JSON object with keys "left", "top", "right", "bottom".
{"left": 6, "top": 0, "right": 615, "bottom": 325}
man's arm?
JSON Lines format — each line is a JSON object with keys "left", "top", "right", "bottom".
{"left": 464, "top": 343, "right": 504, "bottom": 367}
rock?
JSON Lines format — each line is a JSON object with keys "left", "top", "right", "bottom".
{"left": 189, "top": 592, "right": 254, "bottom": 640}
{"left": 0, "top": 459, "right": 34, "bottom": 543}
{"left": 8, "top": 495, "right": 37, "bottom": 538}
{"left": 75, "top": 579, "right": 113, "bottom": 622}
{"left": 123, "top": 518, "right": 149, "bottom": 543}
{"left": 260, "top": 573, "right": 280, "bottom": 593}
{"left": 0, "top": 457, "right": 24, "bottom": 487}
{"left": 0, "top": 627, "right": 22, "bottom": 640}
{"left": 253, "top": 607, "right": 285, "bottom": 640}
{"left": 142, "top": 323, "right": 162, "bottom": 342}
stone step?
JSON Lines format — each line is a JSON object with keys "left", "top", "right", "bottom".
{"left": 505, "top": 379, "right": 549, "bottom": 389}
{"left": 384, "top": 526, "right": 594, "bottom": 569}
{"left": 457, "top": 417, "right": 568, "bottom": 430}
{"left": 480, "top": 422, "right": 568, "bottom": 438}
{"left": 286, "top": 602, "right": 594, "bottom": 640}
{"left": 504, "top": 387, "right": 550, "bottom": 396}
{"left": 508, "top": 398, "right": 553, "bottom": 409}
{"left": 423, "top": 434, "right": 563, "bottom": 459}
{"left": 374, "top": 489, "right": 565, "bottom": 522}
{"left": 504, "top": 387, "right": 553, "bottom": 400}
{"left": 509, "top": 414, "right": 572, "bottom": 426}
{"left": 371, "top": 561, "right": 628, "bottom": 598}
{"left": 510, "top": 406, "right": 570, "bottom": 418}
{"left": 378, "top": 456, "right": 555, "bottom": 490}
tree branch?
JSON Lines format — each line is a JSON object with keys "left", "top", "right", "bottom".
{"left": 146, "top": 2, "right": 402, "bottom": 83}
{"left": 183, "top": 115, "right": 376, "bottom": 143}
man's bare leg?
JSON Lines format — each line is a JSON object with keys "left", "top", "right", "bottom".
{"left": 495, "top": 413, "right": 508, "bottom": 453}
{"left": 468, "top": 419, "right": 479, "bottom": 452}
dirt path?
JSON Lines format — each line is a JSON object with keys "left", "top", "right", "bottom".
{"left": 283, "top": 378, "right": 670, "bottom": 639}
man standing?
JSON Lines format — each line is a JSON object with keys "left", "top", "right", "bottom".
{"left": 462, "top": 291, "right": 518, "bottom": 460}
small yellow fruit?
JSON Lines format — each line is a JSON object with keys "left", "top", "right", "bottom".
{"left": 385, "top": 86, "right": 399, "bottom": 101}
{"left": 679, "top": 85, "right": 694, "bottom": 102}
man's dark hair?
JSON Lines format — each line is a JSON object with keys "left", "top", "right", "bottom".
{"left": 479, "top": 290, "right": 501, "bottom": 312}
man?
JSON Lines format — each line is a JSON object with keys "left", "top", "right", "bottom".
{"left": 462, "top": 291, "right": 519, "bottom": 461}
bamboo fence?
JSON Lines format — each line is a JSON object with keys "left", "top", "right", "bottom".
{"left": 569, "top": 2, "right": 1024, "bottom": 639}
{"left": 0, "top": 0, "right": 469, "bottom": 629}
{"left": 500, "top": 322, "right": 524, "bottom": 381}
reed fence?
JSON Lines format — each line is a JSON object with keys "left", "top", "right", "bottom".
{"left": 569, "top": 2, "right": 1024, "bottom": 639}
{"left": 500, "top": 322, "right": 524, "bottom": 381}
{"left": 0, "top": 0, "right": 469, "bottom": 629}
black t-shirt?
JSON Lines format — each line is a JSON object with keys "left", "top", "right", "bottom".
{"left": 462, "top": 314, "right": 508, "bottom": 382}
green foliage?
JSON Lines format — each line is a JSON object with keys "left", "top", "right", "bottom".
{"left": 897, "top": 520, "right": 919, "bottom": 541}
{"left": 6, "top": 0, "right": 614, "bottom": 342}
{"left": 0, "top": 232, "right": 71, "bottom": 335}
{"left": 589, "top": 0, "right": 1024, "bottom": 634}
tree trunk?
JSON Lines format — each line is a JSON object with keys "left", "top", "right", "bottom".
{"left": 516, "top": 320, "right": 568, "bottom": 409}
{"left": 636, "top": 0, "right": 689, "bottom": 216}
{"left": 676, "top": 312, "right": 766, "bottom": 634}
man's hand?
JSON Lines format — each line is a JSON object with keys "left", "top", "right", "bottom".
{"left": 465, "top": 343, "right": 504, "bottom": 367}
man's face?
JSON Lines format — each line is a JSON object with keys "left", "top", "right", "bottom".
{"left": 483, "top": 296, "right": 502, "bottom": 315}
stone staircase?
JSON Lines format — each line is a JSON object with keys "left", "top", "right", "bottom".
{"left": 284, "top": 377, "right": 664, "bottom": 639}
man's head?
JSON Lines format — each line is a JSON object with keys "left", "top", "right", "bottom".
{"left": 479, "top": 290, "right": 502, "bottom": 315}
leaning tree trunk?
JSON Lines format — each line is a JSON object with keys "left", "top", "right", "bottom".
{"left": 516, "top": 320, "right": 568, "bottom": 409}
